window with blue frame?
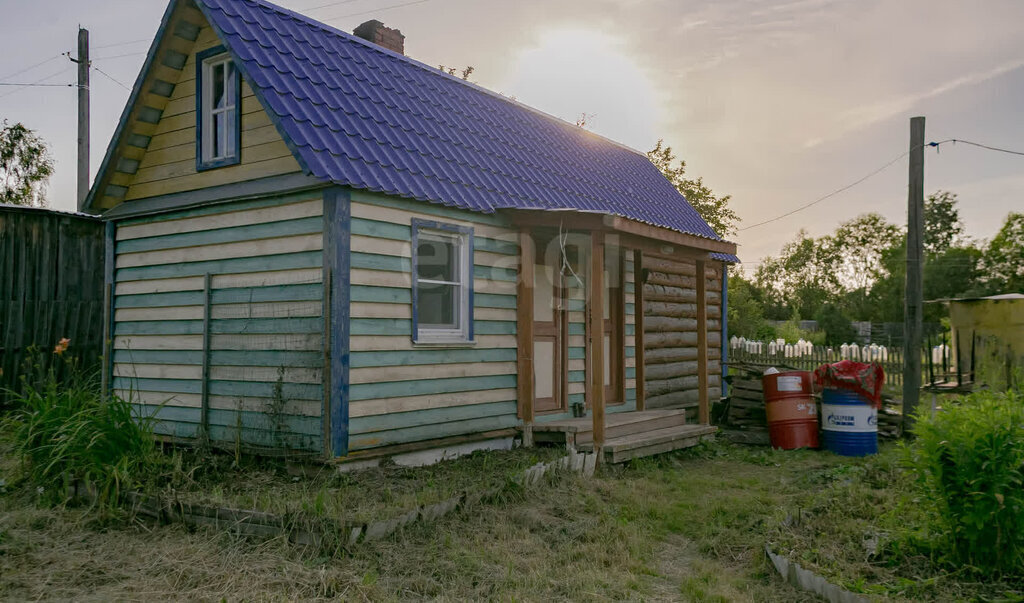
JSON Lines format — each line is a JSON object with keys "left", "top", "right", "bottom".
{"left": 196, "top": 46, "right": 241, "bottom": 170}
{"left": 411, "top": 219, "right": 474, "bottom": 343}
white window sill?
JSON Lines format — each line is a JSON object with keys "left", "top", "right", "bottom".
{"left": 412, "top": 338, "right": 477, "bottom": 348}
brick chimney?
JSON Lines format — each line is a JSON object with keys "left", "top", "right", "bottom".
{"left": 353, "top": 20, "right": 405, "bottom": 55}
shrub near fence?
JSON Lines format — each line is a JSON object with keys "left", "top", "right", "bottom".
{"left": 728, "top": 337, "right": 951, "bottom": 389}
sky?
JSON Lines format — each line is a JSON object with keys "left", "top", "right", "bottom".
{"left": 1, "top": 0, "right": 1022, "bottom": 267}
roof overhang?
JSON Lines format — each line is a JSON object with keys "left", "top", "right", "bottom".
{"left": 504, "top": 208, "right": 738, "bottom": 262}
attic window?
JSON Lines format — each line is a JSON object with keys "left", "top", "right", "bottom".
{"left": 196, "top": 46, "right": 240, "bottom": 170}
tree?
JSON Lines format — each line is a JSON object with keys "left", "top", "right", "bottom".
{"left": 982, "top": 212, "right": 1024, "bottom": 293}
{"left": 814, "top": 303, "right": 857, "bottom": 345}
{"left": 726, "top": 273, "right": 774, "bottom": 339}
{"left": 828, "top": 212, "right": 902, "bottom": 291}
{"left": 0, "top": 121, "right": 53, "bottom": 207}
{"left": 924, "top": 191, "right": 965, "bottom": 256}
{"left": 754, "top": 229, "right": 840, "bottom": 320}
{"left": 647, "top": 139, "right": 739, "bottom": 237}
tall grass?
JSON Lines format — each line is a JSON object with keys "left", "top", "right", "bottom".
{"left": 906, "top": 389, "right": 1024, "bottom": 576}
{"left": 3, "top": 348, "right": 159, "bottom": 507}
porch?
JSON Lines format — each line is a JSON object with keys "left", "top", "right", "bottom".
{"left": 530, "top": 409, "right": 717, "bottom": 464}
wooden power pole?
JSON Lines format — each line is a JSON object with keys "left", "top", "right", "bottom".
{"left": 902, "top": 116, "right": 925, "bottom": 434}
{"left": 76, "top": 27, "right": 90, "bottom": 208}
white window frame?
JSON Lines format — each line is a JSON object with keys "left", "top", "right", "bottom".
{"left": 412, "top": 220, "right": 473, "bottom": 345}
{"left": 198, "top": 51, "right": 239, "bottom": 168}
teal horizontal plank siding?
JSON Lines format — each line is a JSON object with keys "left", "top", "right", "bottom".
{"left": 351, "top": 285, "right": 410, "bottom": 304}
{"left": 113, "top": 349, "right": 322, "bottom": 367}
{"left": 350, "top": 318, "right": 515, "bottom": 336}
{"left": 349, "top": 414, "right": 519, "bottom": 450}
{"left": 115, "top": 251, "right": 322, "bottom": 282}
{"left": 569, "top": 347, "right": 585, "bottom": 360}
{"left": 626, "top": 303, "right": 635, "bottom": 315}
{"left": 135, "top": 404, "right": 321, "bottom": 435}
{"left": 474, "top": 265, "right": 516, "bottom": 282}
{"left": 350, "top": 400, "right": 516, "bottom": 435}
{"left": 350, "top": 374, "right": 516, "bottom": 401}
{"left": 118, "top": 193, "right": 316, "bottom": 226}
{"left": 568, "top": 323, "right": 585, "bottom": 336}
{"left": 353, "top": 191, "right": 510, "bottom": 228}
{"left": 351, "top": 347, "right": 516, "bottom": 368}
{"left": 625, "top": 347, "right": 636, "bottom": 358}
{"left": 353, "top": 216, "right": 517, "bottom": 256}
{"left": 626, "top": 367, "right": 636, "bottom": 379}
{"left": 116, "top": 283, "right": 322, "bottom": 308}
{"left": 352, "top": 251, "right": 408, "bottom": 273}
{"left": 567, "top": 299, "right": 585, "bottom": 312}
{"left": 473, "top": 236, "right": 517, "bottom": 256}
{"left": 569, "top": 370, "right": 585, "bottom": 382}
{"left": 116, "top": 377, "right": 322, "bottom": 400}
{"left": 116, "top": 216, "right": 323, "bottom": 254}
{"left": 474, "top": 293, "right": 516, "bottom": 309}
{"left": 352, "top": 217, "right": 408, "bottom": 241}
{"left": 351, "top": 252, "right": 516, "bottom": 276}
{"left": 115, "top": 317, "right": 323, "bottom": 336}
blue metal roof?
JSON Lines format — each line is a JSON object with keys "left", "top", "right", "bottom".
{"left": 198, "top": 0, "right": 725, "bottom": 242}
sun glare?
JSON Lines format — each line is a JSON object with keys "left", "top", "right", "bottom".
{"left": 501, "top": 28, "right": 662, "bottom": 151}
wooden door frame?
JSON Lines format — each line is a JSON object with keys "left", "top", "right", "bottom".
{"left": 533, "top": 259, "right": 568, "bottom": 414}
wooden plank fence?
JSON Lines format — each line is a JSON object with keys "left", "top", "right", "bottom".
{"left": 0, "top": 206, "right": 105, "bottom": 403}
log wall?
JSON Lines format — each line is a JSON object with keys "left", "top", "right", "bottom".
{"left": 641, "top": 256, "right": 724, "bottom": 410}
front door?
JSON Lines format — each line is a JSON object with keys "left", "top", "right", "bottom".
{"left": 533, "top": 252, "right": 567, "bottom": 413}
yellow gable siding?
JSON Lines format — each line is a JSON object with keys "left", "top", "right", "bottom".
{"left": 121, "top": 22, "right": 301, "bottom": 202}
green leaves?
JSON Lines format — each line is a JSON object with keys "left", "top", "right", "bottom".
{"left": 0, "top": 120, "right": 53, "bottom": 207}
{"left": 647, "top": 139, "right": 739, "bottom": 238}
{"left": 907, "top": 390, "right": 1024, "bottom": 575}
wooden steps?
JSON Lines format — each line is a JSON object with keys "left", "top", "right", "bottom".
{"left": 529, "top": 409, "right": 716, "bottom": 463}
{"left": 532, "top": 409, "right": 689, "bottom": 447}
{"left": 578, "top": 424, "right": 717, "bottom": 463}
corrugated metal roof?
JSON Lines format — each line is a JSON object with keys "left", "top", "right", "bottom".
{"left": 198, "top": 0, "right": 724, "bottom": 241}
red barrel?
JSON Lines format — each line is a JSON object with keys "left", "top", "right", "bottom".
{"left": 762, "top": 371, "right": 819, "bottom": 450}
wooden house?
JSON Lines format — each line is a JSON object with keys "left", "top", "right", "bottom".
{"left": 84, "top": 0, "right": 738, "bottom": 463}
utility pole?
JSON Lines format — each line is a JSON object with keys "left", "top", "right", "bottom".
{"left": 902, "top": 116, "right": 925, "bottom": 435}
{"left": 73, "top": 27, "right": 90, "bottom": 208}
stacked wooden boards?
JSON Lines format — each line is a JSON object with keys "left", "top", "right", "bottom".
{"left": 641, "top": 256, "right": 723, "bottom": 411}
{"left": 726, "top": 376, "right": 768, "bottom": 429}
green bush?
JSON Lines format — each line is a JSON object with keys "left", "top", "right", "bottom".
{"left": 906, "top": 389, "right": 1024, "bottom": 575}
{"left": 3, "top": 350, "right": 159, "bottom": 507}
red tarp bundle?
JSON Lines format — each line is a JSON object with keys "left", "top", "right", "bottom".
{"left": 813, "top": 360, "right": 885, "bottom": 408}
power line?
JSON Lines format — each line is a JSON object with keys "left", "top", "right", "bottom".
{"left": 92, "top": 38, "right": 150, "bottom": 50}
{"left": 300, "top": 0, "right": 366, "bottom": 12}
{"left": 0, "top": 66, "right": 73, "bottom": 100}
{"left": 738, "top": 148, "right": 914, "bottom": 232}
{"left": 0, "top": 81, "right": 75, "bottom": 88}
{"left": 93, "top": 65, "right": 132, "bottom": 91}
{"left": 738, "top": 138, "right": 1024, "bottom": 233}
{"left": 0, "top": 54, "right": 63, "bottom": 83}
{"left": 323, "top": 0, "right": 435, "bottom": 22}
{"left": 93, "top": 51, "right": 147, "bottom": 61}
{"left": 929, "top": 138, "right": 1024, "bottom": 157}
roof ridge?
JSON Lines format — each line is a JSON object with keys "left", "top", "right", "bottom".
{"left": 208, "top": 0, "right": 650, "bottom": 159}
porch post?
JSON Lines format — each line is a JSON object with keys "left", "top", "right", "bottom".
{"left": 517, "top": 229, "right": 536, "bottom": 446}
{"left": 589, "top": 232, "right": 606, "bottom": 456}
{"left": 696, "top": 257, "right": 709, "bottom": 425}
{"left": 633, "top": 248, "right": 646, "bottom": 411}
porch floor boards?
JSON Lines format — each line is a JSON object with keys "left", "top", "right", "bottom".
{"left": 530, "top": 409, "right": 716, "bottom": 463}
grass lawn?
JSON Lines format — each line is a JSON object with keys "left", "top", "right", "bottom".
{"left": 2, "top": 439, "right": 1018, "bottom": 601}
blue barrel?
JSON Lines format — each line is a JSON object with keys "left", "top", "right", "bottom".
{"left": 821, "top": 388, "right": 878, "bottom": 456}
